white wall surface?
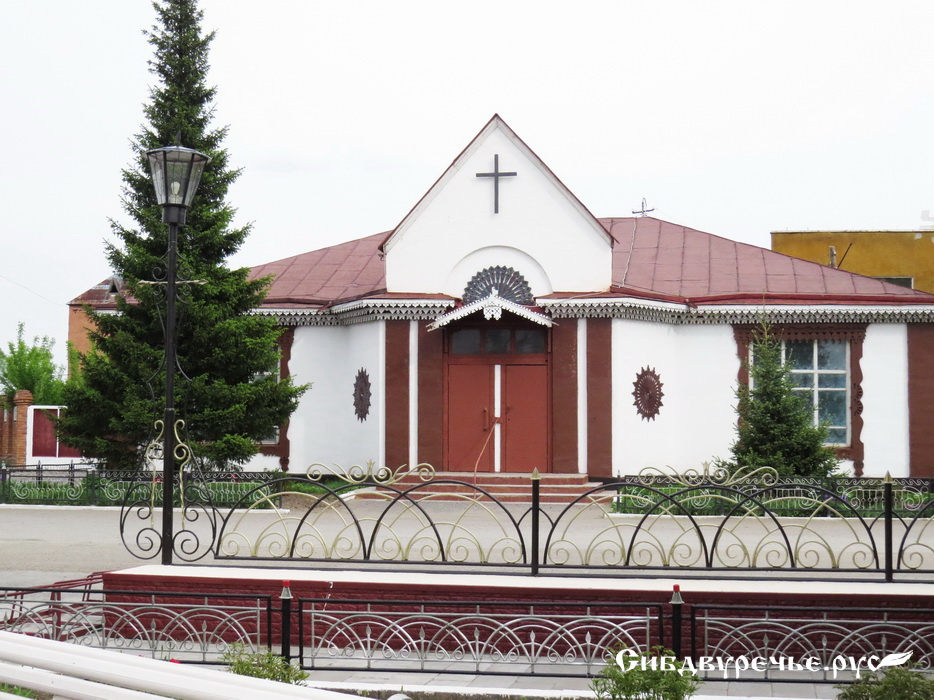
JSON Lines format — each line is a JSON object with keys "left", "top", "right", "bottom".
{"left": 860, "top": 323, "right": 910, "bottom": 478}
{"left": 385, "top": 122, "right": 611, "bottom": 296}
{"left": 283, "top": 322, "right": 383, "bottom": 473}
{"left": 611, "top": 321, "right": 739, "bottom": 475}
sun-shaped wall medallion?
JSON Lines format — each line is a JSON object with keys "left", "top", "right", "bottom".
{"left": 632, "top": 367, "right": 664, "bottom": 420}
{"left": 463, "top": 266, "right": 534, "bottom": 305}
{"left": 353, "top": 368, "right": 371, "bottom": 422}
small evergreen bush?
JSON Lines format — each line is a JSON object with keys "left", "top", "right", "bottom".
{"left": 729, "top": 325, "right": 838, "bottom": 479}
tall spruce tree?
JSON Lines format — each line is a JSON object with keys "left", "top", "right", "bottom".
{"left": 730, "top": 326, "right": 838, "bottom": 478}
{"left": 60, "top": 0, "right": 304, "bottom": 469}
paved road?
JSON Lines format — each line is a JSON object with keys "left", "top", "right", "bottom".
{"left": 2, "top": 498, "right": 924, "bottom": 588}
{"left": 0, "top": 505, "right": 143, "bottom": 588}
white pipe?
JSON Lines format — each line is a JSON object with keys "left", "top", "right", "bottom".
{"left": 0, "top": 631, "right": 357, "bottom": 700}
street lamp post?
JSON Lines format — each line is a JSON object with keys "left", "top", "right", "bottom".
{"left": 146, "top": 144, "right": 210, "bottom": 566}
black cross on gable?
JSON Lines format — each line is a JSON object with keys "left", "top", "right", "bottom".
{"left": 475, "top": 154, "right": 517, "bottom": 214}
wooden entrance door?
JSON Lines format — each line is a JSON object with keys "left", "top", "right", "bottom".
{"left": 444, "top": 320, "right": 550, "bottom": 472}
{"left": 503, "top": 364, "right": 548, "bottom": 472}
{"left": 446, "top": 364, "right": 495, "bottom": 471}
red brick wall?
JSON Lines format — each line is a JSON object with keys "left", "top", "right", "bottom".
{"left": 101, "top": 570, "right": 934, "bottom": 656}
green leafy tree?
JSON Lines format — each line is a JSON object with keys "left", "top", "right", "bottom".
{"left": 60, "top": 0, "right": 304, "bottom": 469}
{"left": 0, "top": 323, "right": 66, "bottom": 405}
{"left": 729, "top": 326, "right": 838, "bottom": 478}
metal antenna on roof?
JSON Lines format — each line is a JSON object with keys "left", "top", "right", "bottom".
{"left": 837, "top": 242, "right": 854, "bottom": 269}
{"left": 632, "top": 198, "right": 655, "bottom": 217}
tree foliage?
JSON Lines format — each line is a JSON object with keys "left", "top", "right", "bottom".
{"left": 222, "top": 644, "right": 308, "bottom": 685}
{"left": 591, "top": 647, "right": 698, "bottom": 700}
{"left": 59, "top": 0, "right": 304, "bottom": 468}
{"left": 729, "top": 325, "right": 838, "bottom": 478}
{"left": 0, "top": 323, "right": 66, "bottom": 405}
{"left": 837, "top": 666, "right": 934, "bottom": 700}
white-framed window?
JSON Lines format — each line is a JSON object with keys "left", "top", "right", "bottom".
{"left": 783, "top": 339, "right": 849, "bottom": 446}
{"left": 873, "top": 276, "right": 913, "bottom": 289}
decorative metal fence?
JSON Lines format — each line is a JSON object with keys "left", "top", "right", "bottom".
{"left": 2, "top": 583, "right": 930, "bottom": 683}
{"left": 689, "top": 604, "right": 934, "bottom": 682}
{"left": 0, "top": 585, "right": 273, "bottom": 663}
{"left": 296, "top": 598, "right": 664, "bottom": 677}
{"left": 0, "top": 464, "right": 281, "bottom": 508}
{"left": 114, "top": 462, "right": 934, "bottom": 580}
{"left": 10, "top": 462, "right": 931, "bottom": 579}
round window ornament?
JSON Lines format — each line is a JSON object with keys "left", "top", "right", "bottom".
{"left": 632, "top": 367, "right": 664, "bottom": 421}
{"left": 353, "top": 368, "right": 371, "bottom": 422}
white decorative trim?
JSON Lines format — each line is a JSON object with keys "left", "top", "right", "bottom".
{"left": 254, "top": 300, "right": 455, "bottom": 327}
{"left": 540, "top": 298, "right": 934, "bottom": 325}
{"left": 256, "top": 296, "right": 934, "bottom": 328}
{"left": 428, "top": 291, "right": 553, "bottom": 331}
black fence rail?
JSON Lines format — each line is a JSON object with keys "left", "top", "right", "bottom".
{"left": 0, "top": 464, "right": 282, "bottom": 508}
{"left": 1, "top": 583, "right": 929, "bottom": 683}
{"left": 9, "top": 463, "right": 932, "bottom": 580}
{"left": 139, "top": 465, "right": 934, "bottom": 580}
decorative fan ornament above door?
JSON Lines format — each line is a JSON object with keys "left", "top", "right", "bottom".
{"left": 463, "top": 266, "right": 534, "bottom": 305}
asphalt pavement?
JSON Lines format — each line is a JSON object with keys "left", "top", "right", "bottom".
{"left": 0, "top": 505, "right": 143, "bottom": 588}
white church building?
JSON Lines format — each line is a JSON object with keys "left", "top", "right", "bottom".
{"left": 72, "top": 116, "right": 934, "bottom": 479}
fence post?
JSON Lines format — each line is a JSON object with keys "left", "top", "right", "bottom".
{"left": 884, "top": 472, "right": 894, "bottom": 582}
{"left": 0, "top": 466, "right": 6, "bottom": 503}
{"left": 280, "top": 580, "right": 293, "bottom": 662}
{"left": 530, "top": 468, "right": 540, "bottom": 575}
{"left": 669, "top": 585, "right": 683, "bottom": 659}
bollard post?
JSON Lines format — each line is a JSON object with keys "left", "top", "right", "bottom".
{"left": 669, "top": 584, "right": 683, "bottom": 660}
{"left": 280, "top": 580, "right": 293, "bottom": 662}
{"left": 531, "top": 468, "right": 540, "bottom": 575}
{"left": 884, "top": 472, "right": 894, "bottom": 582}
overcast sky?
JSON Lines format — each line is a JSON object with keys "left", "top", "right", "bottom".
{"left": 3, "top": 0, "right": 934, "bottom": 367}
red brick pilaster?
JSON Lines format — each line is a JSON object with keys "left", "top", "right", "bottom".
{"left": 12, "top": 390, "right": 33, "bottom": 466}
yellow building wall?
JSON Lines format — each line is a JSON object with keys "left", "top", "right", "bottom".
{"left": 771, "top": 231, "right": 934, "bottom": 294}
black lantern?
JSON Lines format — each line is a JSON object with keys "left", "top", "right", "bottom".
{"left": 146, "top": 145, "right": 210, "bottom": 224}
{"left": 145, "top": 142, "right": 209, "bottom": 565}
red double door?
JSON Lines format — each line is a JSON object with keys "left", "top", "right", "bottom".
{"left": 445, "top": 362, "right": 549, "bottom": 473}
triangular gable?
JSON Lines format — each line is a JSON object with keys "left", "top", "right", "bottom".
{"left": 382, "top": 115, "right": 613, "bottom": 298}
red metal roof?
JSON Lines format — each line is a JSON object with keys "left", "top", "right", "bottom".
{"left": 73, "top": 217, "right": 934, "bottom": 310}
{"left": 604, "top": 217, "right": 934, "bottom": 305}
{"left": 248, "top": 232, "right": 388, "bottom": 307}
{"left": 247, "top": 216, "right": 934, "bottom": 308}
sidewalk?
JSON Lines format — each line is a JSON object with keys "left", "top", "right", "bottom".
{"left": 303, "top": 674, "right": 840, "bottom": 699}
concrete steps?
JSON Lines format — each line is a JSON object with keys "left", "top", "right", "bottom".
{"left": 356, "top": 471, "right": 608, "bottom": 503}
